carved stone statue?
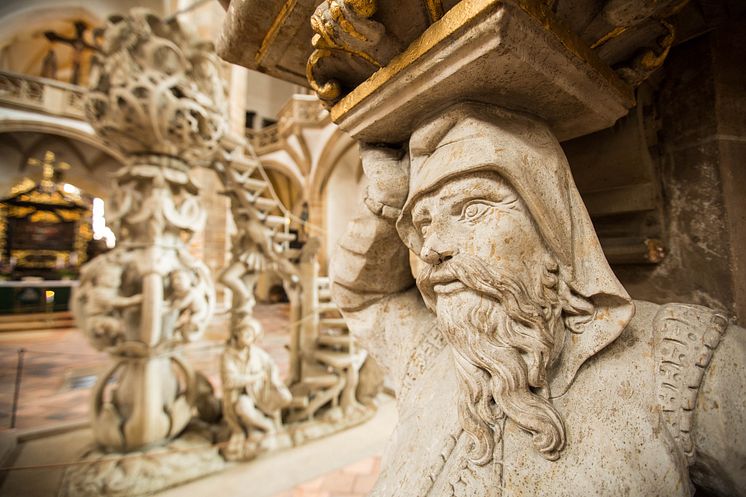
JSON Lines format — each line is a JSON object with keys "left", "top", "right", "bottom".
{"left": 76, "top": 259, "right": 141, "bottom": 349}
{"left": 331, "top": 103, "right": 746, "bottom": 497}
{"left": 220, "top": 205, "right": 297, "bottom": 316}
{"left": 221, "top": 315, "right": 292, "bottom": 459}
{"left": 168, "top": 268, "right": 211, "bottom": 343}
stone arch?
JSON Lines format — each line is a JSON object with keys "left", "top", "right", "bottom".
{"left": 260, "top": 158, "right": 304, "bottom": 199}
{"left": 0, "top": 122, "right": 125, "bottom": 200}
{"left": 308, "top": 126, "right": 357, "bottom": 208}
{"left": 305, "top": 128, "right": 363, "bottom": 269}
{"left": 0, "top": 119, "right": 124, "bottom": 163}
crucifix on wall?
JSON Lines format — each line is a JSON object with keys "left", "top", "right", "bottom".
{"left": 44, "top": 20, "right": 101, "bottom": 85}
{"left": 27, "top": 151, "right": 71, "bottom": 189}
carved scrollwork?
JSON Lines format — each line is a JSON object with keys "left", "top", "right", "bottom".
{"left": 307, "top": 0, "right": 402, "bottom": 106}
{"left": 615, "top": 19, "right": 676, "bottom": 86}
{"left": 111, "top": 162, "right": 206, "bottom": 244}
{"left": 85, "top": 9, "right": 227, "bottom": 167}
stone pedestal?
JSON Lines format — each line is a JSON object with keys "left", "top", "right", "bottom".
{"left": 58, "top": 429, "right": 227, "bottom": 497}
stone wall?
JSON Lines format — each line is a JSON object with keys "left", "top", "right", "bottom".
{"left": 596, "top": 22, "right": 746, "bottom": 324}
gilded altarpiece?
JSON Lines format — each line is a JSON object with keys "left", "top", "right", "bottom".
{"left": 0, "top": 157, "right": 92, "bottom": 277}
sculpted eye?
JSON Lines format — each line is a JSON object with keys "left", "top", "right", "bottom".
{"left": 460, "top": 201, "right": 491, "bottom": 222}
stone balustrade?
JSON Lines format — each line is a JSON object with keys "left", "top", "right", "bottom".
{"left": 0, "top": 70, "right": 86, "bottom": 120}
{"left": 245, "top": 95, "right": 328, "bottom": 154}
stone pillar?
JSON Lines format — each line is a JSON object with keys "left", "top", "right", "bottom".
{"left": 72, "top": 9, "right": 226, "bottom": 451}
{"left": 298, "top": 239, "right": 321, "bottom": 378}
{"left": 712, "top": 22, "right": 746, "bottom": 324}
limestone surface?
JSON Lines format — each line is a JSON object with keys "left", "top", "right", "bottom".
{"left": 331, "top": 103, "right": 746, "bottom": 497}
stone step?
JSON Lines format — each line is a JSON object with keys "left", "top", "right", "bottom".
{"left": 288, "top": 396, "right": 309, "bottom": 408}
{"left": 283, "top": 248, "right": 301, "bottom": 259}
{"left": 317, "top": 334, "right": 353, "bottom": 347}
{"left": 312, "top": 349, "right": 355, "bottom": 369}
{"left": 0, "top": 318, "right": 76, "bottom": 332}
{"left": 319, "top": 318, "right": 347, "bottom": 329}
{"left": 262, "top": 214, "right": 289, "bottom": 228}
{"left": 252, "top": 196, "right": 277, "bottom": 210}
{"left": 240, "top": 177, "right": 268, "bottom": 192}
{"left": 317, "top": 302, "right": 338, "bottom": 314}
{"left": 231, "top": 155, "right": 260, "bottom": 170}
{"left": 318, "top": 288, "right": 331, "bottom": 301}
{"left": 0, "top": 311, "right": 72, "bottom": 323}
{"left": 301, "top": 374, "right": 340, "bottom": 388}
{"left": 272, "top": 232, "right": 296, "bottom": 243}
{"left": 317, "top": 276, "right": 330, "bottom": 287}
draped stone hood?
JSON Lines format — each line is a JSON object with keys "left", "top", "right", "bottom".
{"left": 396, "top": 102, "right": 635, "bottom": 396}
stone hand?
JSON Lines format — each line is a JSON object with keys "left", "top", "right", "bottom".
{"left": 360, "top": 142, "right": 410, "bottom": 213}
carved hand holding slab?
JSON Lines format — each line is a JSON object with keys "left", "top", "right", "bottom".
{"left": 308, "top": 0, "right": 402, "bottom": 105}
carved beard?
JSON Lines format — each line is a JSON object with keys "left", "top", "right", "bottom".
{"left": 417, "top": 253, "right": 567, "bottom": 464}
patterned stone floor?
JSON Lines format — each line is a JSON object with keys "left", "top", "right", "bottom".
{"left": 269, "top": 455, "right": 381, "bottom": 497}
{"left": 0, "top": 303, "right": 292, "bottom": 431}
{"left": 0, "top": 303, "right": 387, "bottom": 497}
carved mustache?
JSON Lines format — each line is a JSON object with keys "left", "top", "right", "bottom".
{"left": 416, "top": 253, "right": 546, "bottom": 327}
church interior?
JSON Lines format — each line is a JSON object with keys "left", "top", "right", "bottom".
{"left": 0, "top": 0, "right": 743, "bottom": 496}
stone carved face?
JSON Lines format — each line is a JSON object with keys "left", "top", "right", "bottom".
{"left": 411, "top": 171, "right": 549, "bottom": 296}
{"left": 170, "top": 270, "right": 192, "bottom": 295}
{"left": 414, "top": 171, "right": 569, "bottom": 463}
{"left": 235, "top": 317, "right": 263, "bottom": 350}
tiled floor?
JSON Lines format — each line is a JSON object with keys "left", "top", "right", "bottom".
{"left": 0, "top": 303, "right": 292, "bottom": 431}
{"left": 0, "top": 303, "right": 388, "bottom": 497}
{"left": 270, "top": 455, "right": 381, "bottom": 497}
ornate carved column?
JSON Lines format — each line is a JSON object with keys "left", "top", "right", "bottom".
{"left": 72, "top": 9, "right": 225, "bottom": 451}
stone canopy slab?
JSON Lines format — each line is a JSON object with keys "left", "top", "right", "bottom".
{"left": 329, "top": 0, "right": 635, "bottom": 143}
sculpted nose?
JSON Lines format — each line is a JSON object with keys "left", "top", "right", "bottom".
{"left": 421, "top": 236, "right": 457, "bottom": 266}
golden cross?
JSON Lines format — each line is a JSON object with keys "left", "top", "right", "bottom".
{"left": 27, "top": 151, "right": 71, "bottom": 186}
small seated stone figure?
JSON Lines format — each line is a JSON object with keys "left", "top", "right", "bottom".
{"left": 168, "top": 268, "right": 209, "bottom": 342}
{"left": 331, "top": 103, "right": 746, "bottom": 497}
{"left": 80, "top": 261, "right": 142, "bottom": 349}
{"left": 221, "top": 316, "right": 292, "bottom": 445}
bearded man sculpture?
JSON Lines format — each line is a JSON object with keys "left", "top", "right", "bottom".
{"left": 331, "top": 103, "right": 746, "bottom": 497}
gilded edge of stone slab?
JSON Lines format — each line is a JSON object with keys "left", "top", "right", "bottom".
{"left": 329, "top": 0, "right": 635, "bottom": 123}
{"left": 256, "top": 0, "right": 298, "bottom": 67}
